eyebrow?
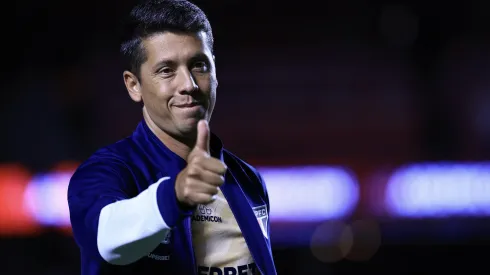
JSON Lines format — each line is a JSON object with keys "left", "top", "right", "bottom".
{"left": 152, "top": 59, "right": 177, "bottom": 72}
{"left": 188, "top": 52, "right": 210, "bottom": 64}
{"left": 152, "top": 52, "right": 211, "bottom": 72}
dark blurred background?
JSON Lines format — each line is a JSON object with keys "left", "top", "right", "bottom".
{"left": 2, "top": 0, "right": 490, "bottom": 274}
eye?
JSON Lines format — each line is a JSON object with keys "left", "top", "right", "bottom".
{"left": 193, "top": 61, "right": 209, "bottom": 72}
{"left": 159, "top": 67, "right": 174, "bottom": 74}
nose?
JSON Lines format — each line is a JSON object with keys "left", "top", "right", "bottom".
{"left": 177, "top": 68, "right": 198, "bottom": 94}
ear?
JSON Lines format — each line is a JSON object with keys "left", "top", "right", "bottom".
{"left": 123, "top": 71, "right": 142, "bottom": 102}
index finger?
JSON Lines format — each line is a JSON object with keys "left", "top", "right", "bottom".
{"left": 200, "top": 157, "right": 227, "bottom": 175}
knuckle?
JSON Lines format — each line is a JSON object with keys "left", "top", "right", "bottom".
{"left": 190, "top": 155, "right": 200, "bottom": 163}
{"left": 187, "top": 166, "right": 200, "bottom": 176}
{"left": 192, "top": 155, "right": 206, "bottom": 164}
{"left": 186, "top": 178, "right": 197, "bottom": 188}
{"left": 182, "top": 187, "right": 191, "bottom": 198}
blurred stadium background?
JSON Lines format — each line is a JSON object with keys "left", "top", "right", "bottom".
{"left": 3, "top": 0, "right": 490, "bottom": 274}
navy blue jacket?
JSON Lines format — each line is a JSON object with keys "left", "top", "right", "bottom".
{"left": 68, "top": 120, "right": 277, "bottom": 274}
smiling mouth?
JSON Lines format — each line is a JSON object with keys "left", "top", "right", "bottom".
{"left": 174, "top": 102, "right": 201, "bottom": 108}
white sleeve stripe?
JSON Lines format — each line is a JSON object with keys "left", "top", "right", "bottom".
{"left": 97, "top": 177, "right": 171, "bottom": 265}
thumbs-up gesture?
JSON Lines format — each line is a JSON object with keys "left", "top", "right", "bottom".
{"left": 175, "top": 120, "right": 227, "bottom": 207}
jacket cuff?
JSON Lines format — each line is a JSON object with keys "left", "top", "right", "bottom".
{"left": 156, "top": 177, "right": 194, "bottom": 228}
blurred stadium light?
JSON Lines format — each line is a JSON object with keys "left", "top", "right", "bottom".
{"left": 259, "top": 166, "right": 359, "bottom": 221}
{"left": 23, "top": 172, "right": 73, "bottom": 227}
{"left": 0, "top": 164, "right": 40, "bottom": 235}
{"left": 2, "top": 160, "right": 490, "bottom": 246}
{"left": 0, "top": 163, "right": 360, "bottom": 239}
{"left": 385, "top": 162, "right": 490, "bottom": 217}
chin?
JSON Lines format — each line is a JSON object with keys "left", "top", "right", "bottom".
{"left": 176, "top": 118, "right": 201, "bottom": 135}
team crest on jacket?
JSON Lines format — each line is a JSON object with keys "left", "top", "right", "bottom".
{"left": 252, "top": 205, "right": 269, "bottom": 239}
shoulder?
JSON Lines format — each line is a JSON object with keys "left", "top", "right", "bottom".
{"left": 75, "top": 137, "right": 135, "bottom": 174}
{"left": 68, "top": 137, "right": 138, "bottom": 194}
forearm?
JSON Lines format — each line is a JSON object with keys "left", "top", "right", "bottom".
{"left": 97, "top": 179, "right": 170, "bottom": 265}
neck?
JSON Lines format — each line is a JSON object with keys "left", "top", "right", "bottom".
{"left": 143, "top": 107, "right": 195, "bottom": 160}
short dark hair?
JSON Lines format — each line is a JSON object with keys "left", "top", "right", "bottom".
{"left": 120, "top": 0, "right": 214, "bottom": 78}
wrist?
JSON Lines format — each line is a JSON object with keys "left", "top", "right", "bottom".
{"left": 156, "top": 177, "right": 194, "bottom": 228}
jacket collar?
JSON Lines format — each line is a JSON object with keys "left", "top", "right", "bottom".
{"left": 135, "top": 119, "right": 225, "bottom": 163}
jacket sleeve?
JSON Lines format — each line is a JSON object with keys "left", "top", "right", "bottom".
{"left": 67, "top": 157, "right": 193, "bottom": 265}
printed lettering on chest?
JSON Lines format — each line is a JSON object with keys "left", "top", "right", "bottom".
{"left": 198, "top": 263, "right": 257, "bottom": 275}
{"left": 192, "top": 204, "right": 223, "bottom": 223}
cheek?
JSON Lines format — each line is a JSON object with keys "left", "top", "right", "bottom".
{"left": 210, "top": 77, "right": 218, "bottom": 99}
{"left": 198, "top": 75, "right": 217, "bottom": 94}
{"left": 142, "top": 82, "right": 173, "bottom": 110}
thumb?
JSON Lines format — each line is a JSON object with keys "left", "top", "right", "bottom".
{"left": 195, "top": 119, "right": 210, "bottom": 154}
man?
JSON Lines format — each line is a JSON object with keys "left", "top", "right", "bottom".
{"left": 67, "top": 0, "right": 276, "bottom": 274}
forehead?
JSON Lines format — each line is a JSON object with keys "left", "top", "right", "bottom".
{"left": 142, "top": 31, "right": 212, "bottom": 64}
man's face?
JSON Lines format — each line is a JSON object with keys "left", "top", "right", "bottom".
{"left": 125, "top": 31, "right": 217, "bottom": 139}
